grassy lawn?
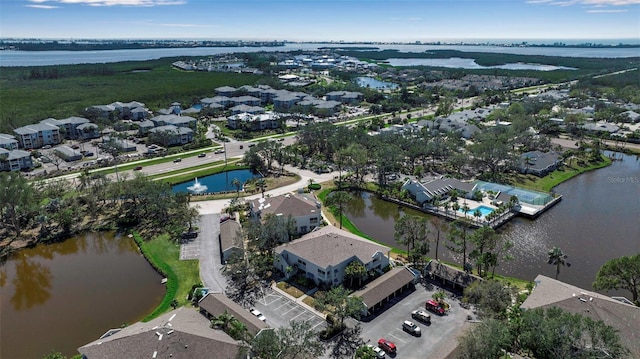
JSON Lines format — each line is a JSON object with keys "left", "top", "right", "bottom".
{"left": 276, "top": 281, "right": 305, "bottom": 298}
{"left": 508, "top": 155, "right": 612, "bottom": 192}
{"left": 302, "top": 296, "right": 316, "bottom": 308}
{"left": 133, "top": 233, "right": 200, "bottom": 321}
{"left": 152, "top": 161, "right": 246, "bottom": 184}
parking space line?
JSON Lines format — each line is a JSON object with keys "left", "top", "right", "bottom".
{"left": 311, "top": 320, "right": 325, "bottom": 330}
{"left": 389, "top": 333, "right": 408, "bottom": 343}
{"left": 283, "top": 305, "right": 301, "bottom": 315}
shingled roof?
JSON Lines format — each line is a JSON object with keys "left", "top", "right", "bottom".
{"left": 275, "top": 226, "right": 390, "bottom": 269}
{"left": 353, "top": 267, "right": 416, "bottom": 309}
{"left": 250, "top": 193, "right": 320, "bottom": 218}
{"left": 198, "top": 293, "right": 269, "bottom": 336}
{"left": 521, "top": 275, "right": 640, "bottom": 357}
{"left": 78, "top": 307, "right": 240, "bottom": 359}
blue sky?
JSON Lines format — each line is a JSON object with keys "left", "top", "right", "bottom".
{"left": 1, "top": 0, "right": 639, "bottom": 42}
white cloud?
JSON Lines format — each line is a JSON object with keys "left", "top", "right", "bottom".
{"left": 158, "top": 23, "right": 216, "bottom": 28}
{"left": 586, "top": 8, "right": 629, "bottom": 11}
{"left": 26, "top": 4, "right": 60, "bottom": 8}
{"left": 527, "top": 0, "right": 640, "bottom": 5}
{"left": 582, "top": 0, "right": 640, "bottom": 4}
{"left": 28, "top": 0, "right": 186, "bottom": 7}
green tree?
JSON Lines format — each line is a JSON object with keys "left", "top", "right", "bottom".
{"left": 593, "top": 254, "right": 640, "bottom": 305}
{"left": 344, "top": 260, "right": 367, "bottom": 289}
{"left": 315, "top": 286, "right": 365, "bottom": 328}
{"left": 231, "top": 178, "right": 242, "bottom": 197}
{"left": 447, "top": 219, "right": 472, "bottom": 272}
{"left": 0, "top": 172, "right": 38, "bottom": 236}
{"left": 547, "top": 246, "right": 571, "bottom": 280}
{"left": 251, "top": 320, "right": 326, "bottom": 359}
{"left": 468, "top": 226, "right": 499, "bottom": 278}
{"left": 325, "top": 190, "right": 352, "bottom": 229}
{"left": 394, "top": 214, "right": 429, "bottom": 263}
{"left": 457, "top": 319, "right": 512, "bottom": 359}
{"left": 42, "top": 351, "right": 67, "bottom": 359}
{"left": 255, "top": 178, "right": 267, "bottom": 198}
{"left": 354, "top": 345, "right": 377, "bottom": 359}
{"left": 463, "top": 280, "right": 514, "bottom": 319}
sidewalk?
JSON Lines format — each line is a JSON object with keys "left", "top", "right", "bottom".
{"left": 270, "top": 281, "right": 327, "bottom": 320}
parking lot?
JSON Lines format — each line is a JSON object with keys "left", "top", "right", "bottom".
{"left": 358, "top": 283, "right": 474, "bottom": 358}
{"left": 252, "top": 288, "right": 327, "bottom": 331}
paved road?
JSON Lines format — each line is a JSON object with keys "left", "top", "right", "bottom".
{"left": 198, "top": 213, "right": 227, "bottom": 293}
{"left": 194, "top": 165, "right": 339, "bottom": 215}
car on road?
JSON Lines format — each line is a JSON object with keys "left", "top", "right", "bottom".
{"left": 239, "top": 145, "right": 244, "bottom": 149}
{"left": 134, "top": 166, "right": 143, "bottom": 171}
{"left": 425, "top": 299, "right": 446, "bottom": 315}
{"left": 277, "top": 138, "right": 285, "bottom": 141}
{"left": 250, "top": 308, "right": 266, "bottom": 322}
{"left": 377, "top": 339, "right": 396, "bottom": 354}
{"left": 214, "top": 149, "right": 225, "bottom": 154}
{"left": 411, "top": 309, "right": 431, "bottom": 324}
{"left": 366, "top": 344, "right": 386, "bottom": 358}
{"left": 198, "top": 153, "right": 206, "bottom": 158}
{"left": 402, "top": 320, "right": 421, "bottom": 336}
{"left": 173, "top": 158, "right": 182, "bottom": 163}
{"left": 248, "top": 143, "right": 256, "bottom": 147}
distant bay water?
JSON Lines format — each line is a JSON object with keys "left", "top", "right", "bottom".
{"left": 1, "top": 42, "right": 638, "bottom": 67}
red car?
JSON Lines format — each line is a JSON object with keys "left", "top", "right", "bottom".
{"left": 425, "top": 299, "right": 446, "bottom": 315}
{"left": 377, "top": 338, "right": 396, "bottom": 354}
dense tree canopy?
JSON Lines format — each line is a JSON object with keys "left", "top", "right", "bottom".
{"left": 593, "top": 254, "right": 640, "bottom": 305}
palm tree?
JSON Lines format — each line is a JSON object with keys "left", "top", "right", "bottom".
{"left": 231, "top": 178, "right": 241, "bottom": 197}
{"left": 547, "top": 247, "right": 571, "bottom": 280}
{"left": 211, "top": 310, "right": 234, "bottom": 332}
{"left": 255, "top": 178, "right": 267, "bottom": 198}
{"left": 344, "top": 260, "right": 367, "bottom": 288}
{"left": 473, "top": 208, "right": 482, "bottom": 225}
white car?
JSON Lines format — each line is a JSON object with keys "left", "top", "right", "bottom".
{"left": 250, "top": 308, "right": 266, "bottom": 322}
{"left": 366, "top": 344, "right": 386, "bottom": 358}
{"left": 402, "top": 320, "right": 421, "bottom": 336}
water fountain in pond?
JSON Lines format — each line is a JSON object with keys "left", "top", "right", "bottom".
{"left": 187, "top": 177, "right": 208, "bottom": 194}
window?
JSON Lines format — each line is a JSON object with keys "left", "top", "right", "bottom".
{"left": 297, "top": 259, "right": 306, "bottom": 266}
{"left": 317, "top": 269, "right": 326, "bottom": 275}
{"left": 310, "top": 217, "right": 318, "bottom": 224}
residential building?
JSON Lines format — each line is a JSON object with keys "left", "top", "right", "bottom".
{"left": 0, "top": 134, "right": 19, "bottom": 150}
{"left": 57, "top": 116, "right": 92, "bottom": 139}
{"left": 273, "top": 93, "right": 301, "bottom": 111}
{"left": 581, "top": 121, "right": 620, "bottom": 134}
{"left": 402, "top": 178, "right": 477, "bottom": 206}
{"left": 55, "top": 145, "right": 82, "bottom": 162}
{"left": 230, "top": 104, "right": 265, "bottom": 115}
{"left": 13, "top": 121, "right": 61, "bottom": 149}
{"left": 249, "top": 193, "right": 322, "bottom": 235}
{"left": 230, "top": 95, "right": 261, "bottom": 106}
{"left": 621, "top": 110, "right": 640, "bottom": 123}
{"left": 138, "top": 119, "right": 156, "bottom": 136}
{"left": 274, "top": 226, "right": 391, "bottom": 287}
{"left": 219, "top": 218, "right": 244, "bottom": 264}
{"left": 353, "top": 267, "right": 417, "bottom": 316}
{"left": 0, "top": 148, "right": 33, "bottom": 171}
{"left": 519, "top": 151, "right": 563, "bottom": 176}
{"left": 150, "top": 114, "right": 196, "bottom": 129}
{"left": 215, "top": 86, "right": 236, "bottom": 97}
{"left": 521, "top": 275, "right": 640, "bottom": 358}
{"left": 325, "top": 91, "right": 363, "bottom": 104}
{"left": 227, "top": 113, "right": 280, "bottom": 131}
{"left": 78, "top": 307, "right": 242, "bottom": 359}
{"left": 198, "top": 293, "right": 269, "bottom": 337}
{"left": 149, "top": 125, "right": 194, "bottom": 146}
{"left": 76, "top": 123, "right": 100, "bottom": 141}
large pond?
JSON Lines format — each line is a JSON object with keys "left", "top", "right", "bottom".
{"left": 0, "top": 232, "right": 164, "bottom": 359}
{"left": 355, "top": 76, "right": 399, "bottom": 90}
{"left": 384, "top": 57, "right": 577, "bottom": 71}
{"left": 172, "top": 169, "right": 261, "bottom": 194}
{"left": 343, "top": 151, "right": 640, "bottom": 294}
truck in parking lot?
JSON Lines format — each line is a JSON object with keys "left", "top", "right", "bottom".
{"left": 411, "top": 309, "right": 431, "bottom": 324}
{"left": 425, "top": 299, "right": 446, "bottom": 315}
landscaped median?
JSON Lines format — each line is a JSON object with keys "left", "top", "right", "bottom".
{"left": 132, "top": 233, "right": 200, "bottom": 321}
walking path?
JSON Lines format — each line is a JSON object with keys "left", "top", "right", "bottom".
{"left": 192, "top": 165, "right": 339, "bottom": 215}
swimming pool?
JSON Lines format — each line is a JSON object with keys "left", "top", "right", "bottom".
{"left": 458, "top": 205, "right": 494, "bottom": 217}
